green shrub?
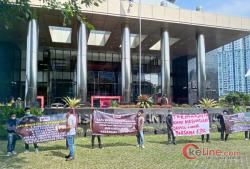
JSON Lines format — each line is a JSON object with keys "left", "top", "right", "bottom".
{"left": 0, "top": 125, "right": 7, "bottom": 138}
{"left": 0, "top": 107, "right": 44, "bottom": 125}
{"left": 110, "top": 100, "right": 119, "bottom": 108}
{"left": 222, "top": 92, "right": 250, "bottom": 106}
{"left": 233, "top": 105, "right": 246, "bottom": 113}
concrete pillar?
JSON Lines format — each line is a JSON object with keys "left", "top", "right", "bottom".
{"left": 197, "top": 33, "right": 206, "bottom": 100}
{"left": 161, "top": 29, "right": 171, "bottom": 101}
{"left": 121, "top": 24, "right": 131, "bottom": 103}
{"left": 76, "top": 21, "right": 88, "bottom": 102}
{"left": 25, "top": 19, "right": 38, "bottom": 107}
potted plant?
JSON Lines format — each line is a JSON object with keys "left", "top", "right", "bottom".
{"left": 137, "top": 95, "right": 153, "bottom": 108}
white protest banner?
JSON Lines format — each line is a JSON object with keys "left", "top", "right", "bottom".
{"left": 172, "top": 113, "right": 209, "bottom": 136}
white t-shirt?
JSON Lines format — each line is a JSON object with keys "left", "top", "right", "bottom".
{"left": 67, "top": 114, "right": 76, "bottom": 136}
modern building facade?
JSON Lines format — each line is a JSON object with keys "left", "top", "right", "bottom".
{"left": 213, "top": 35, "right": 250, "bottom": 96}
{"left": 1, "top": 0, "right": 250, "bottom": 106}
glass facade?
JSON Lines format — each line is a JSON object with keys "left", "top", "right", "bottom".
{"left": 0, "top": 42, "right": 21, "bottom": 103}
{"left": 19, "top": 48, "right": 163, "bottom": 105}
{"left": 188, "top": 53, "right": 219, "bottom": 105}
{"left": 131, "top": 54, "right": 161, "bottom": 102}
{"left": 172, "top": 56, "right": 188, "bottom": 104}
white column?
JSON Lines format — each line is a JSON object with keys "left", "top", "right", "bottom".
{"left": 76, "top": 21, "right": 88, "bottom": 102}
{"left": 197, "top": 33, "right": 206, "bottom": 99}
{"left": 25, "top": 19, "right": 38, "bottom": 107}
{"left": 121, "top": 24, "right": 131, "bottom": 103}
{"left": 161, "top": 29, "right": 171, "bottom": 101}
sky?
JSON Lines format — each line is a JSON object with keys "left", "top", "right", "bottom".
{"left": 136, "top": 0, "right": 250, "bottom": 18}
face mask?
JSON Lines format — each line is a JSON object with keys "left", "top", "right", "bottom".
{"left": 26, "top": 111, "right": 31, "bottom": 115}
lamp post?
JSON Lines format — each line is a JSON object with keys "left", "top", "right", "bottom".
{"left": 138, "top": 0, "right": 142, "bottom": 96}
{"left": 128, "top": 0, "right": 142, "bottom": 97}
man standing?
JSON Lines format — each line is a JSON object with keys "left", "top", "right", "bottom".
{"left": 166, "top": 110, "right": 176, "bottom": 145}
{"left": 23, "top": 107, "right": 39, "bottom": 153}
{"left": 90, "top": 112, "right": 102, "bottom": 149}
{"left": 136, "top": 110, "right": 145, "bottom": 149}
{"left": 65, "top": 109, "right": 77, "bottom": 161}
{"left": 6, "top": 113, "right": 17, "bottom": 156}
{"left": 217, "top": 110, "right": 229, "bottom": 141}
{"left": 201, "top": 109, "right": 210, "bottom": 143}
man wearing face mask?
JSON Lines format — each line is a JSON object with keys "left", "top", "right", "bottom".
{"left": 6, "top": 113, "right": 17, "bottom": 156}
{"left": 23, "top": 107, "right": 39, "bottom": 153}
{"left": 166, "top": 110, "right": 176, "bottom": 145}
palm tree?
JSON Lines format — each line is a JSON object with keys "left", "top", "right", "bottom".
{"left": 198, "top": 98, "right": 218, "bottom": 108}
{"left": 62, "top": 97, "right": 81, "bottom": 108}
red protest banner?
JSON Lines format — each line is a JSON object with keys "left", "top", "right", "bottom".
{"left": 92, "top": 110, "right": 137, "bottom": 135}
{"left": 172, "top": 113, "right": 210, "bottom": 136}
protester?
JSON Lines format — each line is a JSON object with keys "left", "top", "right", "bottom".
{"left": 245, "top": 131, "right": 250, "bottom": 140}
{"left": 81, "top": 114, "right": 90, "bottom": 137}
{"left": 201, "top": 109, "right": 210, "bottom": 143}
{"left": 166, "top": 110, "right": 176, "bottom": 145}
{"left": 64, "top": 109, "right": 77, "bottom": 161}
{"left": 217, "top": 110, "right": 229, "bottom": 141}
{"left": 6, "top": 113, "right": 17, "bottom": 156}
{"left": 90, "top": 113, "right": 102, "bottom": 149}
{"left": 23, "top": 107, "right": 39, "bottom": 153}
{"left": 136, "top": 110, "right": 145, "bottom": 148}
{"left": 65, "top": 109, "right": 79, "bottom": 148}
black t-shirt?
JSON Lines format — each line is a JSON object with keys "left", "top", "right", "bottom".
{"left": 217, "top": 114, "right": 225, "bottom": 127}
{"left": 166, "top": 114, "right": 173, "bottom": 128}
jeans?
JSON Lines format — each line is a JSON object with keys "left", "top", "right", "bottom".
{"left": 7, "top": 133, "right": 17, "bottom": 153}
{"left": 66, "top": 135, "right": 75, "bottom": 157}
{"left": 167, "top": 127, "right": 175, "bottom": 143}
{"left": 25, "top": 143, "right": 38, "bottom": 150}
{"left": 136, "top": 131, "right": 144, "bottom": 146}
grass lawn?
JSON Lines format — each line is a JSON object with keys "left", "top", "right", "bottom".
{"left": 0, "top": 133, "right": 249, "bottom": 169}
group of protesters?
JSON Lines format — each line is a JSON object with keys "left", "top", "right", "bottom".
{"left": 6, "top": 108, "right": 39, "bottom": 156}
{"left": 5, "top": 107, "right": 250, "bottom": 161}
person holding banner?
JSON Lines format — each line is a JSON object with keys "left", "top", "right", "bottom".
{"left": 136, "top": 110, "right": 145, "bottom": 148}
{"left": 64, "top": 109, "right": 77, "bottom": 161}
{"left": 166, "top": 110, "right": 176, "bottom": 145}
{"left": 23, "top": 107, "right": 39, "bottom": 153}
{"left": 201, "top": 109, "right": 210, "bottom": 143}
{"left": 6, "top": 113, "right": 17, "bottom": 156}
{"left": 90, "top": 113, "right": 103, "bottom": 149}
{"left": 217, "top": 110, "right": 229, "bottom": 141}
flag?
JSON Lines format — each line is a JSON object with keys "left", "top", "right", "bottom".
{"left": 245, "top": 69, "right": 250, "bottom": 77}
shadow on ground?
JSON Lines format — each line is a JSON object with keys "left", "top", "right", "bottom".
{"left": 76, "top": 142, "right": 135, "bottom": 149}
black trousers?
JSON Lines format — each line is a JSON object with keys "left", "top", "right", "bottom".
{"left": 245, "top": 131, "right": 250, "bottom": 139}
{"left": 82, "top": 124, "right": 88, "bottom": 137}
{"left": 167, "top": 127, "right": 175, "bottom": 143}
{"left": 221, "top": 127, "right": 229, "bottom": 141}
{"left": 201, "top": 134, "right": 210, "bottom": 142}
{"left": 91, "top": 135, "right": 102, "bottom": 147}
{"left": 25, "top": 143, "right": 38, "bottom": 150}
